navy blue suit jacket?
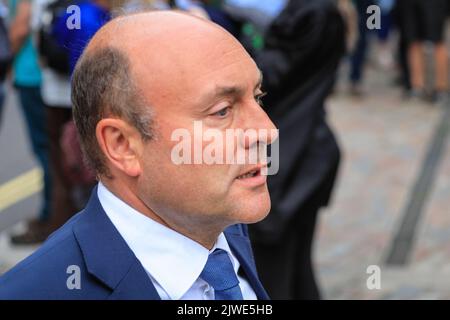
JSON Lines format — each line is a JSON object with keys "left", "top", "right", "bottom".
{"left": 0, "top": 187, "right": 269, "bottom": 300}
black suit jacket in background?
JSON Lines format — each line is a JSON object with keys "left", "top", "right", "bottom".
{"left": 249, "top": 0, "right": 347, "bottom": 244}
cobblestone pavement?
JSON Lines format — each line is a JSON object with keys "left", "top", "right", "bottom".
{"left": 316, "top": 62, "right": 450, "bottom": 299}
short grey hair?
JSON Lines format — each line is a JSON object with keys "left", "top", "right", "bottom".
{"left": 72, "top": 46, "right": 153, "bottom": 177}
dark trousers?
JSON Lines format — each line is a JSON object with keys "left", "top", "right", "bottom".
{"left": 250, "top": 158, "right": 340, "bottom": 300}
{"left": 398, "top": 31, "right": 411, "bottom": 90}
{"left": 251, "top": 201, "right": 321, "bottom": 300}
{"left": 393, "top": 1, "right": 412, "bottom": 90}
{"left": 15, "top": 85, "right": 51, "bottom": 221}
{"left": 350, "top": 0, "right": 374, "bottom": 84}
{"left": 47, "top": 106, "right": 77, "bottom": 229}
{"left": 0, "top": 83, "right": 5, "bottom": 127}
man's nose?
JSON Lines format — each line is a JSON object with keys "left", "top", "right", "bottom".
{"left": 240, "top": 101, "right": 279, "bottom": 150}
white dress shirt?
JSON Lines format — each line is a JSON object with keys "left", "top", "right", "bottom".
{"left": 97, "top": 182, "right": 257, "bottom": 300}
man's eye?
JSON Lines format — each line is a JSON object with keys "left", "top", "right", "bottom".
{"left": 255, "top": 91, "right": 267, "bottom": 107}
{"left": 211, "top": 106, "right": 231, "bottom": 118}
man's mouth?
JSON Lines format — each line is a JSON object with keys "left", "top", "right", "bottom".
{"left": 235, "top": 165, "right": 267, "bottom": 187}
{"left": 236, "top": 169, "right": 260, "bottom": 179}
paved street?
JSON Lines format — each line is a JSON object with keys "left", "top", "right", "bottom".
{"left": 0, "top": 55, "right": 449, "bottom": 299}
{"left": 0, "top": 86, "right": 41, "bottom": 275}
{"left": 316, "top": 61, "right": 450, "bottom": 299}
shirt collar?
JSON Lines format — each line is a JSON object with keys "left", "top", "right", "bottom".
{"left": 97, "top": 181, "right": 237, "bottom": 300}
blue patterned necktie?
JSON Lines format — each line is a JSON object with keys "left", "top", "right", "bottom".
{"left": 200, "top": 249, "right": 244, "bottom": 300}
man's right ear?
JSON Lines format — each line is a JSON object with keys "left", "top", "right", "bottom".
{"left": 95, "top": 118, "right": 143, "bottom": 178}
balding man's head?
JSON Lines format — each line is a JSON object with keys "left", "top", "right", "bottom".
{"left": 72, "top": 11, "right": 245, "bottom": 176}
{"left": 72, "top": 10, "right": 276, "bottom": 242}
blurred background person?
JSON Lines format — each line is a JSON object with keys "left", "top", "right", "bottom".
{"left": 396, "top": 0, "right": 449, "bottom": 102}
{"left": 197, "top": 0, "right": 239, "bottom": 37}
{"left": 10, "top": 0, "right": 111, "bottom": 244}
{"left": 346, "top": 0, "right": 397, "bottom": 96}
{"left": 0, "top": 0, "right": 11, "bottom": 126}
{"left": 222, "top": 0, "right": 287, "bottom": 58}
{"left": 29, "top": 0, "right": 78, "bottom": 239}
{"left": 348, "top": 0, "right": 375, "bottom": 96}
{"left": 392, "top": 0, "right": 411, "bottom": 93}
{"left": 37, "top": 0, "right": 113, "bottom": 235}
{"left": 169, "top": 0, "right": 240, "bottom": 36}
{"left": 337, "top": 0, "right": 358, "bottom": 54}
{"left": 375, "top": 0, "right": 395, "bottom": 70}
{"left": 7, "top": 0, "right": 52, "bottom": 244}
{"left": 223, "top": 0, "right": 287, "bottom": 34}
{"left": 54, "top": 0, "right": 112, "bottom": 74}
{"left": 246, "top": 0, "right": 346, "bottom": 299}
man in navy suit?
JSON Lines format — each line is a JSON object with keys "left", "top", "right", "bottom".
{"left": 0, "top": 11, "right": 276, "bottom": 300}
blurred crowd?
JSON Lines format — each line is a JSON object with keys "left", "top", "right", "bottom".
{"left": 346, "top": 0, "right": 449, "bottom": 102}
{"left": 0, "top": 0, "right": 448, "bottom": 299}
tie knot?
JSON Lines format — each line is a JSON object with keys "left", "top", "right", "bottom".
{"left": 200, "top": 249, "right": 240, "bottom": 292}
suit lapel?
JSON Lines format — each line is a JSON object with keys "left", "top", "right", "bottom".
{"left": 73, "top": 186, "right": 160, "bottom": 300}
{"left": 225, "top": 226, "right": 270, "bottom": 300}
{"left": 107, "top": 259, "right": 160, "bottom": 300}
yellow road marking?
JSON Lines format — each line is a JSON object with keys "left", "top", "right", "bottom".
{"left": 0, "top": 168, "right": 43, "bottom": 213}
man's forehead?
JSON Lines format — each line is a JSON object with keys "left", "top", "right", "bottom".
{"left": 89, "top": 11, "right": 249, "bottom": 74}
{"left": 86, "top": 11, "right": 256, "bottom": 106}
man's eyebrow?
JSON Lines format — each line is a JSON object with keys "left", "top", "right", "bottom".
{"left": 198, "top": 70, "right": 264, "bottom": 112}
{"left": 215, "top": 85, "right": 245, "bottom": 98}
{"left": 216, "top": 71, "right": 262, "bottom": 96}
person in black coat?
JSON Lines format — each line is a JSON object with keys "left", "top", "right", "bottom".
{"left": 247, "top": 0, "right": 346, "bottom": 299}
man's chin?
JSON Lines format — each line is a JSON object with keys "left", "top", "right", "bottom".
{"left": 235, "top": 192, "right": 271, "bottom": 225}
